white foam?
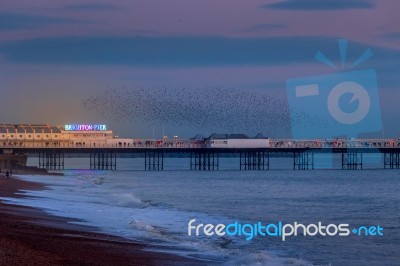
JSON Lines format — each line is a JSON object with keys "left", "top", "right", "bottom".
{"left": 112, "top": 192, "right": 149, "bottom": 208}
{"left": 5, "top": 174, "right": 314, "bottom": 264}
{"left": 226, "top": 251, "right": 313, "bottom": 266}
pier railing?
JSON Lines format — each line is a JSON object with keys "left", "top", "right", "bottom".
{"left": 0, "top": 139, "right": 203, "bottom": 149}
{"left": 1, "top": 138, "right": 400, "bottom": 149}
{"left": 269, "top": 139, "right": 400, "bottom": 149}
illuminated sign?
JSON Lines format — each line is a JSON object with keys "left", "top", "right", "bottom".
{"left": 64, "top": 124, "right": 107, "bottom": 131}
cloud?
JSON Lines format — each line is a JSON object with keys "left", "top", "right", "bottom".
{"left": 380, "top": 32, "right": 400, "bottom": 39}
{"left": 0, "top": 35, "right": 332, "bottom": 66}
{"left": 263, "top": 0, "right": 375, "bottom": 10}
{"left": 0, "top": 13, "right": 88, "bottom": 31}
{"left": 63, "top": 3, "right": 120, "bottom": 11}
{"left": 0, "top": 36, "right": 398, "bottom": 70}
{"left": 240, "top": 23, "right": 286, "bottom": 33}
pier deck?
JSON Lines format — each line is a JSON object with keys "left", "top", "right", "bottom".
{"left": 2, "top": 145, "right": 400, "bottom": 171}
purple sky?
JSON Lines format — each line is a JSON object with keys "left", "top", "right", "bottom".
{"left": 1, "top": 0, "right": 399, "bottom": 137}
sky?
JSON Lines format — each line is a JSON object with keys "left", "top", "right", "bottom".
{"left": 1, "top": 0, "right": 399, "bottom": 138}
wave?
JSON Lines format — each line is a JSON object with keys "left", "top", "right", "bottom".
{"left": 11, "top": 174, "right": 317, "bottom": 265}
{"left": 226, "top": 251, "right": 313, "bottom": 266}
{"left": 112, "top": 192, "right": 149, "bottom": 208}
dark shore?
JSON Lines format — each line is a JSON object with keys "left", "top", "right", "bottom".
{"left": 3, "top": 166, "right": 64, "bottom": 176}
{"left": 0, "top": 176, "right": 204, "bottom": 265}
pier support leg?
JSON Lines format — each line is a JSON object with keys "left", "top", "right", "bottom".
{"left": 384, "top": 152, "right": 400, "bottom": 169}
{"left": 145, "top": 151, "right": 164, "bottom": 170}
{"left": 39, "top": 151, "right": 64, "bottom": 170}
{"left": 90, "top": 151, "right": 116, "bottom": 170}
{"left": 342, "top": 152, "right": 363, "bottom": 170}
{"left": 293, "top": 151, "right": 314, "bottom": 170}
{"left": 240, "top": 151, "right": 269, "bottom": 170}
{"left": 190, "top": 151, "right": 219, "bottom": 170}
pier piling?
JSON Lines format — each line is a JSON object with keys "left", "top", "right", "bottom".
{"left": 144, "top": 151, "right": 164, "bottom": 170}
{"left": 293, "top": 151, "right": 314, "bottom": 170}
{"left": 239, "top": 151, "right": 269, "bottom": 170}
{"left": 39, "top": 151, "right": 64, "bottom": 170}
{"left": 342, "top": 152, "right": 363, "bottom": 170}
{"left": 190, "top": 151, "right": 219, "bottom": 170}
{"left": 384, "top": 152, "right": 400, "bottom": 169}
{"left": 90, "top": 151, "right": 116, "bottom": 170}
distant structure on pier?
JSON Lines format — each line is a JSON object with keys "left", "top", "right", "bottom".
{"left": 205, "top": 133, "right": 269, "bottom": 148}
{"left": 0, "top": 124, "right": 118, "bottom": 148}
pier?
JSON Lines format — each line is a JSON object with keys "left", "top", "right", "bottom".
{"left": 1, "top": 124, "right": 399, "bottom": 171}
{"left": 1, "top": 146, "right": 400, "bottom": 171}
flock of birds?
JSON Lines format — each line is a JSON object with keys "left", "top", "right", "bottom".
{"left": 81, "top": 87, "right": 327, "bottom": 137}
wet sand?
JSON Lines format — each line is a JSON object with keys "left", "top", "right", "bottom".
{"left": 0, "top": 176, "right": 203, "bottom": 265}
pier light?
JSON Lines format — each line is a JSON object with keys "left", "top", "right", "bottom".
{"left": 64, "top": 124, "right": 107, "bottom": 131}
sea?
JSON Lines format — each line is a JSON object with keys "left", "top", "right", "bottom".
{"left": 1, "top": 154, "right": 399, "bottom": 266}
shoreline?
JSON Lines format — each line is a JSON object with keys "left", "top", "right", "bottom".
{"left": 0, "top": 176, "right": 205, "bottom": 265}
